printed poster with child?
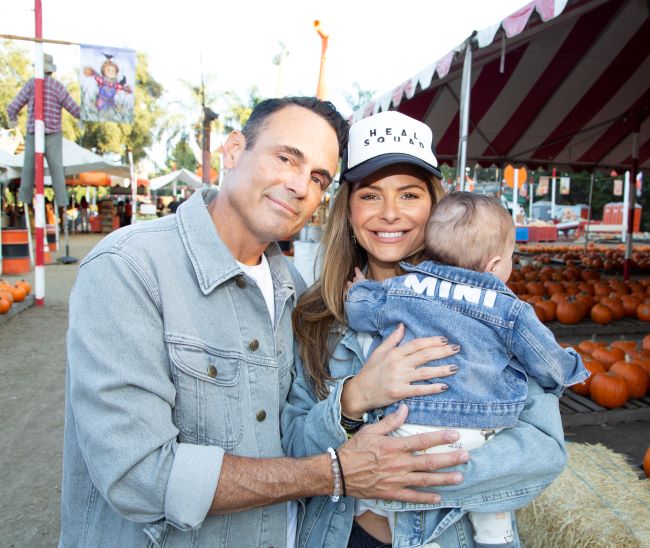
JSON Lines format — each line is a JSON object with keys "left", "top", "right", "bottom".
{"left": 79, "top": 45, "right": 136, "bottom": 123}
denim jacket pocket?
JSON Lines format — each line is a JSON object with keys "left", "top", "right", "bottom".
{"left": 169, "top": 342, "right": 244, "bottom": 451}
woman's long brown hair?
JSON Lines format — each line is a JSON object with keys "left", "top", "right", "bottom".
{"left": 292, "top": 173, "right": 444, "bottom": 400}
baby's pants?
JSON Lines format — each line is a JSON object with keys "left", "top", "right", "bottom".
{"left": 367, "top": 424, "right": 514, "bottom": 547}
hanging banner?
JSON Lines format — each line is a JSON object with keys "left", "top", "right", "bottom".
{"left": 537, "top": 176, "right": 549, "bottom": 196}
{"left": 613, "top": 178, "right": 623, "bottom": 196}
{"left": 559, "top": 176, "right": 570, "bottom": 195}
{"left": 80, "top": 44, "right": 136, "bottom": 123}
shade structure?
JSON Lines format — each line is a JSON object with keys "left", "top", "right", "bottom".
{"left": 149, "top": 168, "right": 203, "bottom": 192}
{"left": 351, "top": 0, "right": 650, "bottom": 173}
{"left": 0, "top": 138, "right": 130, "bottom": 178}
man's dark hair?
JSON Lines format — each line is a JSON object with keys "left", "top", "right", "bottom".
{"left": 241, "top": 97, "right": 349, "bottom": 157}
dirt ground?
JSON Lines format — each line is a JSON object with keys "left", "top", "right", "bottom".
{"left": 0, "top": 233, "right": 648, "bottom": 547}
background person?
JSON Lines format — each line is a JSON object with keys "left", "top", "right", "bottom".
{"left": 61, "top": 97, "right": 468, "bottom": 548}
{"left": 6, "top": 53, "right": 80, "bottom": 223}
{"left": 282, "top": 111, "right": 568, "bottom": 547}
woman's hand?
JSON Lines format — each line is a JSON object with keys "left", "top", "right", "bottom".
{"left": 341, "top": 324, "right": 460, "bottom": 418}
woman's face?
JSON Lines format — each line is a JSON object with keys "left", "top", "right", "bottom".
{"left": 349, "top": 165, "right": 433, "bottom": 281}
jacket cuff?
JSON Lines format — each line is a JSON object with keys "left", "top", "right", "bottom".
{"left": 329, "top": 376, "right": 357, "bottom": 443}
{"left": 164, "top": 443, "right": 224, "bottom": 530}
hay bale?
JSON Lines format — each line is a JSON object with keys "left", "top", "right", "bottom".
{"left": 516, "top": 442, "right": 650, "bottom": 548}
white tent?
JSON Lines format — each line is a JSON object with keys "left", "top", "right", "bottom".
{"left": 0, "top": 138, "right": 130, "bottom": 179}
{"left": 149, "top": 168, "right": 203, "bottom": 192}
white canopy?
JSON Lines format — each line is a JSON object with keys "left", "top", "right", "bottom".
{"left": 149, "top": 168, "right": 203, "bottom": 191}
{"left": 0, "top": 138, "right": 130, "bottom": 180}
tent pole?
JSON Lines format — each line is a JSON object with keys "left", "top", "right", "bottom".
{"left": 584, "top": 171, "right": 594, "bottom": 252}
{"left": 550, "top": 167, "right": 557, "bottom": 221}
{"left": 457, "top": 41, "right": 472, "bottom": 192}
{"left": 623, "top": 130, "right": 639, "bottom": 281}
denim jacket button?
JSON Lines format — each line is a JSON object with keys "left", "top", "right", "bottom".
{"left": 256, "top": 410, "right": 267, "bottom": 422}
{"left": 336, "top": 501, "right": 347, "bottom": 512}
{"left": 207, "top": 365, "right": 217, "bottom": 378}
{"left": 248, "top": 339, "right": 259, "bottom": 351}
{"left": 235, "top": 276, "right": 246, "bottom": 289}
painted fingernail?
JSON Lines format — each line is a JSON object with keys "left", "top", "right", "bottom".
{"left": 459, "top": 452, "right": 470, "bottom": 463}
{"left": 451, "top": 473, "right": 464, "bottom": 484}
{"left": 451, "top": 344, "right": 461, "bottom": 352}
{"left": 440, "top": 337, "right": 448, "bottom": 344}
{"left": 449, "top": 365, "right": 459, "bottom": 373}
{"left": 439, "top": 384, "right": 449, "bottom": 391}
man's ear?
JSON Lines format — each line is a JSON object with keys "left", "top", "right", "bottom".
{"left": 222, "top": 131, "right": 246, "bottom": 169}
{"left": 485, "top": 255, "right": 502, "bottom": 273}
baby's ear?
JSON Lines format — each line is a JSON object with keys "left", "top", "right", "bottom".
{"left": 484, "top": 256, "right": 502, "bottom": 273}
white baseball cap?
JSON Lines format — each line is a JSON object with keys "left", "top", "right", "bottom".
{"left": 341, "top": 111, "right": 442, "bottom": 182}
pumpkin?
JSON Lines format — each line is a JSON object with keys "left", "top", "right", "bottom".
{"left": 644, "top": 448, "right": 650, "bottom": 478}
{"left": 15, "top": 279, "right": 32, "bottom": 295}
{"left": 0, "top": 295, "right": 11, "bottom": 314}
{"left": 532, "top": 298, "right": 556, "bottom": 322}
{"left": 637, "top": 302, "right": 650, "bottom": 322}
{"left": 589, "top": 372, "right": 629, "bottom": 409}
{"left": 0, "top": 283, "right": 26, "bottom": 303}
{"left": 570, "top": 358, "right": 606, "bottom": 396}
{"left": 0, "top": 289, "right": 13, "bottom": 305}
{"left": 555, "top": 297, "right": 585, "bottom": 325}
{"left": 532, "top": 304, "right": 546, "bottom": 322}
{"left": 591, "top": 346, "right": 626, "bottom": 370}
{"left": 578, "top": 338, "right": 606, "bottom": 356}
{"left": 611, "top": 339, "right": 638, "bottom": 353}
{"left": 610, "top": 359, "right": 648, "bottom": 399}
{"left": 621, "top": 295, "right": 642, "bottom": 317}
{"left": 599, "top": 296, "right": 624, "bottom": 320}
{"left": 590, "top": 303, "right": 613, "bottom": 325}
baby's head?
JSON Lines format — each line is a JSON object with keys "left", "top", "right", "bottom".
{"left": 425, "top": 191, "right": 515, "bottom": 282}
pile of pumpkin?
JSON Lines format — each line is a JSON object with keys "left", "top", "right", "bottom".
{"left": 0, "top": 279, "right": 32, "bottom": 315}
{"left": 507, "top": 265, "right": 650, "bottom": 324}
{"left": 570, "top": 335, "right": 650, "bottom": 409}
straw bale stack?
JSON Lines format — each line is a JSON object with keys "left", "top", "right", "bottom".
{"left": 516, "top": 442, "right": 650, "bottom": 547}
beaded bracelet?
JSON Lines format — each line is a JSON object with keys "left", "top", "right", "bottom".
{"left": 332, "top": 448, "right": 347, "bottom": 498}
{"left": 326, "top": 447, "right": 341, "bottom": 502}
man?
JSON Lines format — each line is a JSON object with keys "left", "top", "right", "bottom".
{"left": 61, "top": 97, "right": 466, "bottom": 547}
{"left": 7, "top": 53, "right": 80, "bottom": 218}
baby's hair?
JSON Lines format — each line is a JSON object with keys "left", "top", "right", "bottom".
{"left": 425, "top": 191, "right": 514, "bottom": 271}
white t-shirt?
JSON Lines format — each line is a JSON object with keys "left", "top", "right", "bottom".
{"left": 236, "top": 255, "right": 297, "bottom": 548}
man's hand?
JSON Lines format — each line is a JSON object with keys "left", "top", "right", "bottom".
{"left": 337, "top": 404, "right": 468, "bottom": 504}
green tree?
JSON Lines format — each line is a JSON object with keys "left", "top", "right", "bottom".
{"left": 167, "top": 135, "right": 198, "bottom": 172}
{"left": 342, "top": 82, "right": 375, "bottom": 113}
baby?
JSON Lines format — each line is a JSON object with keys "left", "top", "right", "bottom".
{"left": 346, "top": 191, "right": 587, "bottom": 547}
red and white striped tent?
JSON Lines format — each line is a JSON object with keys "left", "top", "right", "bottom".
{"left": 351, "top": 0, "right": 649, "bottom": 174}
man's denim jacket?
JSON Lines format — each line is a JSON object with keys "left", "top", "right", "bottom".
{"left": 60, "top": 189, "right": 306, "bottom": 548}
{"left": 346, "top": 260, "right": 588, "bottom": 429}
{"left": 281, "top": 326, "right": 568, "bottom": 547}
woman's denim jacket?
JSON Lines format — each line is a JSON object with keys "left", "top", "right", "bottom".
{"left": 281, "top": 323, "right": 569, "bottom": 547}
{"left": 346, "top": 260, "right": 588, "bottom": 428}
{"left": 61, "top": 189, "right": 306, "bottom": 548}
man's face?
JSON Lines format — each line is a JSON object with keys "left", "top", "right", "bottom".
{"left": 220, "top": 106, "right": 339, "bottom": 245}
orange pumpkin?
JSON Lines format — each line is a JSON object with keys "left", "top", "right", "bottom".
{"left": 644, "top": 448, "right": 650, "bottom": 478}
{"left": 578, "top": 338, "right": 606, "bottom": 356}
{"left": 600, "top": 296, "right": 624, "bottom": 320}
{"left": 609, "top": 359, "right": 648, "bottom": 399}
{"left": 0, "top": 289, "right": 13, "bottom": 305}
{"left": 637, "top": 303, "right": 650, "bottom": 322}
{"left": 591, "top": 346, "right": 626, "bottom": 370}
{"left": 570, "top": 358, "right": 606, "bottom": 396}
{"left": 590, "top": 304, "right": 613, "bottom": 325}
{"left": 589, "top": 372, "right": 629, "bottom": 409}
{"left": 611, "top": 339, "right": 638, "bottom": 353}
{"left": 15, "top": 279, "right": 32, "bottom": 295}
{"left": 0, "top": 295, "right": 11, "bottom": 314}
{"left": 555, "top": 297, "right": 585, "bottom": 325}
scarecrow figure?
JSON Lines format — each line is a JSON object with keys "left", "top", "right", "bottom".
{"left": 83, "top": 54, "right": 132, "bottom": 112}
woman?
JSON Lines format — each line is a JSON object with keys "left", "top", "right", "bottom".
{"left": 281, "top": 111, "right": 566, "bottom": 547}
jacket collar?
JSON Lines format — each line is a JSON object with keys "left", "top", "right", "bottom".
{"left": 176, "top": 188, "right": 295, "bottom": 296}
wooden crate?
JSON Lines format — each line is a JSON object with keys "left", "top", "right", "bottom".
{"left": 560, "top": 390, "right": 650, "bottom": 427}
